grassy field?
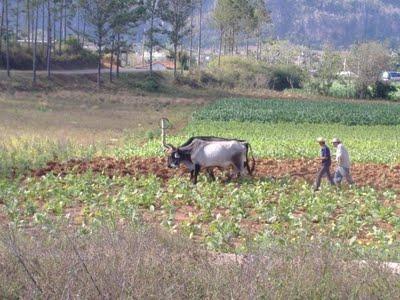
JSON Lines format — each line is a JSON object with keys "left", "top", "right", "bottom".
{"left": 1, "top": 83, "right": 400, "bottom": 297}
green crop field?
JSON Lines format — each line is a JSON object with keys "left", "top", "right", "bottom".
{"left": 1, "top": 96, "right": 399, "bottom": 260}
{"left": 194, "top": 98, "right": 400, "bottom": 126}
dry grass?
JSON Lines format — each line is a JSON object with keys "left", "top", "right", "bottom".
{"left": 0, "top": 89, "right": 204, "bottom": 146}
{"left": 0, "top": 224, "right": 399, "bottom": 299}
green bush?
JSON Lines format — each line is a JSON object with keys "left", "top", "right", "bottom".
{"left": 373, "top": 81, "right": 397, "bottom": 99}
{"left": 207, "top": 56, "right": 271, "bottom": 88}
{"left": 388, "top": 85, "right": 400, "bottom": 101}
{"left": 0, "top": 44, "right": 45, "bottom": 70}
{"left": 268, "top": 64, "right": 307, "bottom": 91}
{"left": 328, "top": 81, "right": 357, "bottom": 98}
{"left": 0, "top": 40, "right": 97, "bottom": 70}
{"left": 138, "top": 75, "right": 160, "bottom": 92}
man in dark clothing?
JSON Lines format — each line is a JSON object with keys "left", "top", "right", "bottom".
{"left": 314, "top": 137, "right": 334, "bottom": 191}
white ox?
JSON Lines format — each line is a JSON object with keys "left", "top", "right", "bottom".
{"left": 165, "top": 137, "right": 255, "bottom": 184}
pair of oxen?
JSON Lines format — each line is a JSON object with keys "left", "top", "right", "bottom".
{"left": 164, "top": 136, "right": 255, "bottom": 184}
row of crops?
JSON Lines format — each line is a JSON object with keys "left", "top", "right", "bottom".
{"left": 1, "top": 173, "right": 399, "bottom": 256}
{"left": 193, "top": 98, "right": 400, "bottom": 126}
{"left": 1, "top": 119, "right": 399, "bottom": 178}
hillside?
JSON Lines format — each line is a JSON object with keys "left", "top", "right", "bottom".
{"left": 201, "top": 0, "right": 400, "bottom": 48}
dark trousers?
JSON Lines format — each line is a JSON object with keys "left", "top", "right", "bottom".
{"left": 314, "top": 164, "right": 334, "bottom": 190}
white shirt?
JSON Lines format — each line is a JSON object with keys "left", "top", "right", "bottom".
{"left": 336, "top": 143, "right": 351, "bottom": 168}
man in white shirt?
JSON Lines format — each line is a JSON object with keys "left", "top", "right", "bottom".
{"left": 332, "top": 138, "right": 354, "bottom": 185}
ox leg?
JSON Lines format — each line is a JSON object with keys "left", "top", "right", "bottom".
{"left": 206, "top": 168, "right": 216, "bottom": 181}
{"left": 193, "top": 164, "right": 201, "bottom": 184}
{"left": 232, "top": 154, "right": 243, "bottom": 179}
{"left": 190, "top": 170, "right": 195, "bottom": 181}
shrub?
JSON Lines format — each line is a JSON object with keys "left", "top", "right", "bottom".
{"left": 0, "top": 44, "right": 45, "bottom": 70}
{"left": 388, "top": 86, "right": 400, "bottom": 101}
{"left": 138, "top": 75, "right": 160, "bottom": 92}
{"left": 328, "top": 80, "right": 357, "bottom": 98}
{"left": 174, "top": 74, "right": 201, "bottom": 88}
{"left": 0, "top": 40, "right": 97, "bottom": 70}
{"left": 268, "top": 64, "right": 307, "bottom": 91}
{"left": 199, "top": 71, "right": 220, "bottom": 86}
{"left": 207, "top": 56, "right": 272, "bottom": 89}
{"left": 373, "top": 81, "right": 397, "bottom": 99}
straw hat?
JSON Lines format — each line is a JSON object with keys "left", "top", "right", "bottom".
{"left": 332, "top": 138, "right": 341, "bottom": 143}
{"left": 316, "top": 137, "right": 326, "bottom": 143}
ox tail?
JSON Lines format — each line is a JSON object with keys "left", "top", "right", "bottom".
{"left": 244, "top": 143, "right": 256, "bottom": 176}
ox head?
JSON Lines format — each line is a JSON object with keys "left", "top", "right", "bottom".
{"left": 164, "top": 144, "right": 182, "bottom": 168}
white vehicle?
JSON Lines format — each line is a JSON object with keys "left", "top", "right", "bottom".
{"left": 382, "top": 71, "right": 400, "bottom": 82}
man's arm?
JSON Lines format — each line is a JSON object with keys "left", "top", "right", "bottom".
{"left": 336, "top": 147, "right": 342, "bottom": 164}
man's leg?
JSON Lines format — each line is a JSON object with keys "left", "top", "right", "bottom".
{"left": 314, "top": 166, "right": 326, "bottom": 191}
{"left": 326, "top": 166, "right": 334, "bottom": 185}
{"left": 334, "top": 167, "right": 343, "bottom": 185}
{"left": 344, "top": 167, "right": 354, "bottom": 185}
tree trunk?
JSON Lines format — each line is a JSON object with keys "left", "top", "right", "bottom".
{"left": 15, "top": 0, "right": 20, "bottom": 43}
{"left": 27, "top": 0, "right": 31, "bottom": 48}
{"left": 149, "top": 1, "right": 155, "bottom": 76}
{"left": 197, "top": 0, "right": 202, "bottom": 68}
{"left": 31, "top": 6, "right": 34, "bottom": 49}
{"left": 0, "top": 3, "right": 4, "bottom": 52}
{"left": 59, "top": 0, "right": 63, "bottom": 54}
{"left": 189, "top": 4, "right": 193, "bottom": 69}
{"left": 142, "top": 31, "right": 146, "bottom": 66}
{"left": 5, "top": 0, "right": 10, "bottom": 77}
{"left": 173, "top": 42, "right": 177, "bottom": 78}
{"left": 246, "top": 34, "right": 249, "bottom": 57}
{"left": 180, "top": 44, "right": 183, "bottom": 75}
{"left": 218, "top": 27, "right": 223, "bottom": 67}
{"left": 63, "top": 0, "right": 67, "bottom": 43}
{"left": 232, "top": 26, "right": 235, "bottom": 54}
{"left": 256, "top": 29, "right": 260, "bottom": 61}
{"left": 53, "top": 14, "right": 56, "bottom": 52}
{"left": 116, "top": 33, "right": 120, "bottom": 78}
{"left": 46, "top": 0, "right": 52, "bottom": 78}
{"left": 97, "top": 32, "right": 102, "bottom": 89}
{"left": 42, "top": 1, "right": 45, "bottom": 55}
{"left": 33, "top": 0, "right": 39, "bottom": 85}
{"left": 82, "top": 19, "right": 86, "bottom": 46}
{"left": 109, "top": 36, "right": 114, "bottom": 82}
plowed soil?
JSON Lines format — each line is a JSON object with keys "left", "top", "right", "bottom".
{"left": 30, "top": 157, "right": 400, "bottom": 192}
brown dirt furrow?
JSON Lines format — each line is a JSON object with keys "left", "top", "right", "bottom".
{"left": 30, "top": 157, "right": 400, "bottom": 192}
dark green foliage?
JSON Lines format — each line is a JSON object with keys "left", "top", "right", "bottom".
{"left": 137, "top": 75, "right": 160, "bottom": 91}
{"left": 268, "top": 64, "right": 306, "bottom": 91}
{"left": 373, "top": 81, "right": 397, "bottom": 99}
{"left": 0, "top": 41, "right": 97, "bottom": 70}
